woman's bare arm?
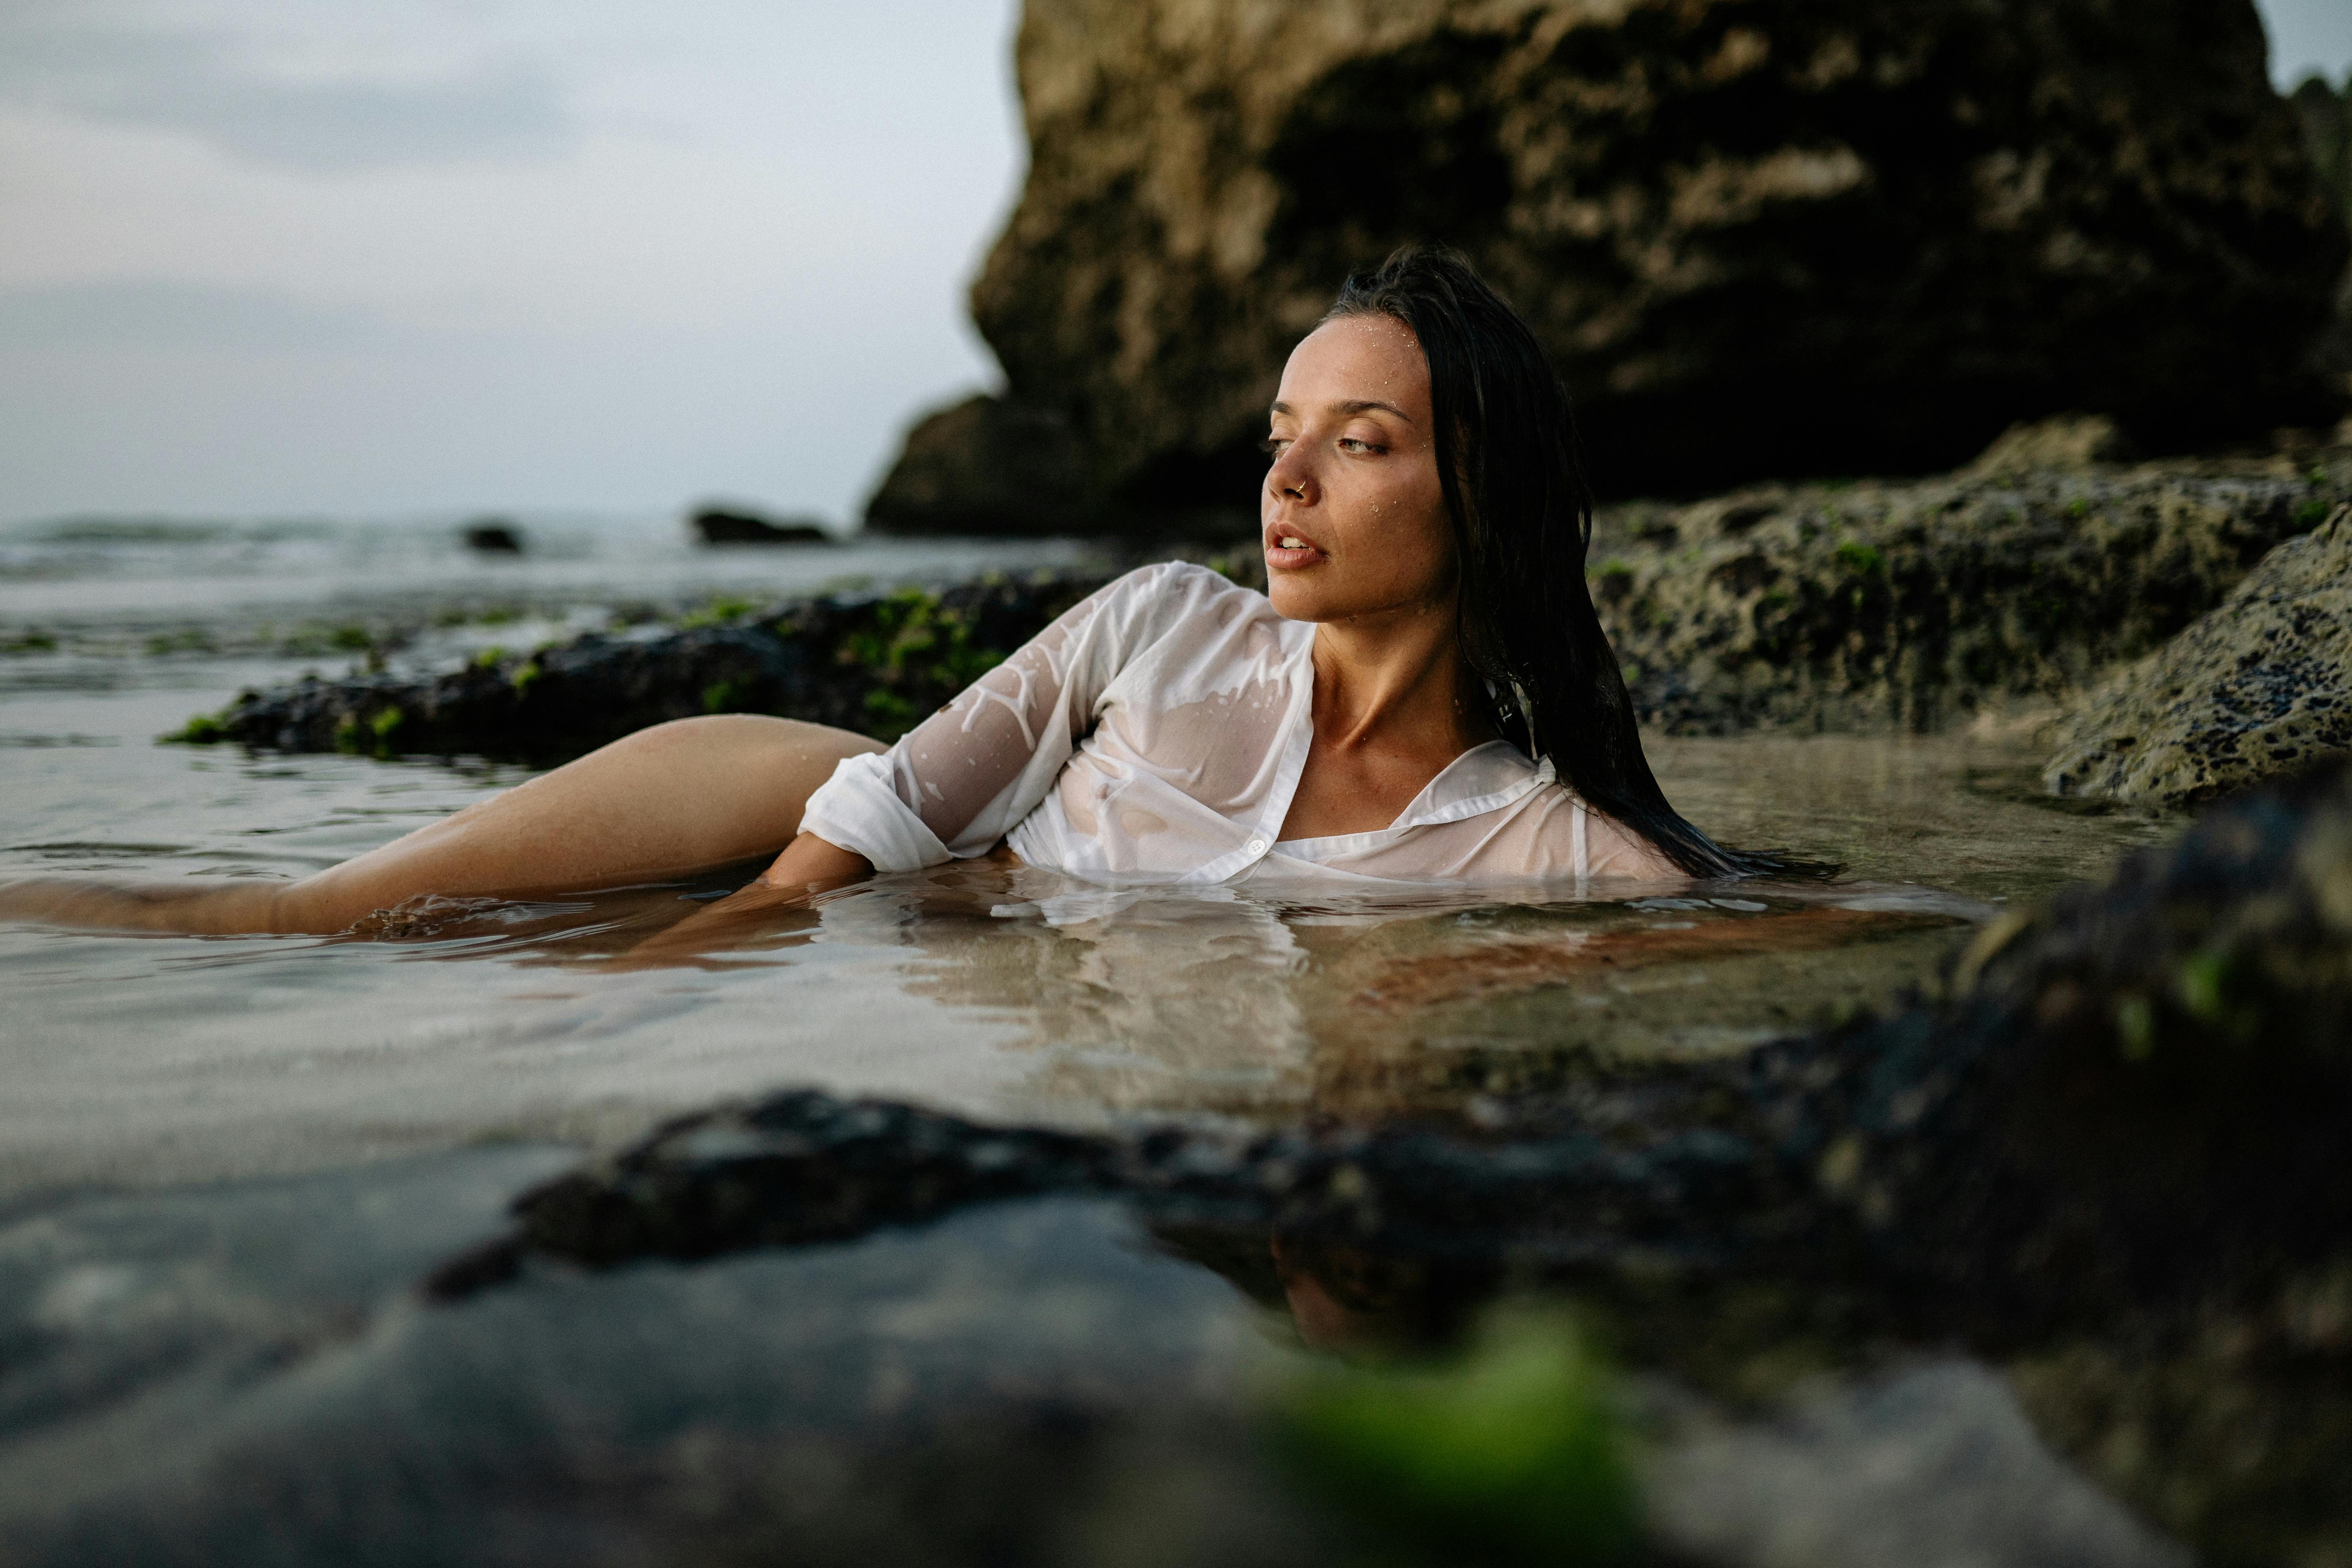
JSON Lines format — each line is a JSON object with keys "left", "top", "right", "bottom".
{"left": 615, "top": 831, "right": 873, "bottom": 961}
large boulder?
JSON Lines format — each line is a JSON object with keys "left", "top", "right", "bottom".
{"left": 2042, "top": 503, "right": 2352, "bottom": 805}
{"left": 867, "top": 0, "right": 2347, "bottom": 534}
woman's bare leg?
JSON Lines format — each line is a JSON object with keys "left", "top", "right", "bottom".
{"left": 0, "top": 715, "right": 883, "bottom": 936}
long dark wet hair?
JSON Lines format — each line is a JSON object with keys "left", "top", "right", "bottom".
{"left": 1327, "top": 245, "right": 1828, "bottom": 880}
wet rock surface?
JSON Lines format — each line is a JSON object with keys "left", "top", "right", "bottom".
{"left": 178, "top": 454, "right": 2350, "bottom": 763}
{"left": 869, "top": 0, "right": 2346, "bottom": 530}
{"left": 176, "top": 568, "right": 1121, "bottom": 762}
{"left": 1590, "top": 449, "right": 2351, "bottom": 734}
{"left": 413, "top": 758, "right": 2352, "bottom": 1563}
{"left": 2043, "top": 504, "right": 2352, "bottom": 805}
{"left": 5, "top": 766, "right": 2346, "bottom": 1563}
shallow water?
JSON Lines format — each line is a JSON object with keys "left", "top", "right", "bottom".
{"left": 0, "top": 515, "right": 2219, "bottom": 1563}
{"left": 0, "top": 511, "right": 2178, "bottom": 1198}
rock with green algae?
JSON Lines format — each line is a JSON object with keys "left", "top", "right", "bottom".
{"left": 421, "top": 759, "right": 2352, "bottom": 1566}
{"left": 1587, "top": 449, "right": 2351, "bottom": 734}
{"left": 172, "top": 570, "right": 1118, "bottom": 765}
{"left": 1276, "top": 1308, "right": 1636, "bottom": 1564}
{"left": 2041, "top": 503, "right": 2352, "bottom": 805}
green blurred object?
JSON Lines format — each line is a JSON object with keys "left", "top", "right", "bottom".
{"left": 1279, "top": 1308, "right": 1637, "bottom": 1563}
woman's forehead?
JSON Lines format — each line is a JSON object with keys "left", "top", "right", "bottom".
{"left": 1274, "top": 315, "right": 1429, "bottom": 416}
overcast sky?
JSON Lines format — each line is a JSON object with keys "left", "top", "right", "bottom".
{"left": 1, "top": 0, "right": 2346, "bottom": 528}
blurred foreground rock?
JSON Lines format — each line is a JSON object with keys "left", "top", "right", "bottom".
{"left": 425, "top": 757, "right": 2352, "bottom": 1564}
{"left": 869, "top": 0, "right": 2347, "bottom": 532}
{"left": 2044, "top": 504, "right": 2352, "bottom": 804}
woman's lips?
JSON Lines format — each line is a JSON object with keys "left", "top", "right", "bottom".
{"left": 1264, "top": 530, "right": 1325, "bottom": 571}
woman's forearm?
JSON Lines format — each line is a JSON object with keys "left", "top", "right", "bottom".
{"left": 619, "top": 833, "right": 872, "bottom": 962}
{"left": 756, "top": 832, "right": 872, "bottom": 892}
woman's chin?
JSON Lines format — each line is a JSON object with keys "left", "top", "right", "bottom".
{"left": 1265, "top": 575, "right": 1332, "bottom": 622}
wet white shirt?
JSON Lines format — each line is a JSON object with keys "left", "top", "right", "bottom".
{"left": 799, "top": 562, "right": 1677, "bottom": 889}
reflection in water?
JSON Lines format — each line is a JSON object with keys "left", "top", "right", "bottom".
{"left": 318, "top": 858, "right": 1986, "bottom": 1135}
{"left": 0, "top": 730, "right": 2174, "bottom": 1200}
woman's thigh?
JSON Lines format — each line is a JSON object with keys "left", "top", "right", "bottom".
{"left": 276, "top": 714, "right": 882, "bottom": 931}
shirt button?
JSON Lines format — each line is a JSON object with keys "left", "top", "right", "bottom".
{"left": 1245, "top": 838, "right": 1268, "bottom": 856}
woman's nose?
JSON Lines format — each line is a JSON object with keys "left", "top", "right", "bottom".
{"left": 1268, "top": 447, "right": 1316, "bottom": 504}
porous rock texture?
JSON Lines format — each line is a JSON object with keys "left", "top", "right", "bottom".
{"left": 867, "top": 0, "right": 2348, "bottom": 533}
{"left": 2042, "top": 504, "right": 2352, "bottom": 806}
{"left": 1587, "top": 449, "right": 2350, "bottom": 734}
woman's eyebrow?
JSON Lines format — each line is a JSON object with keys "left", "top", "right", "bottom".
{"left": 1266, "top": 398, "right": 1415, "bottom": 422}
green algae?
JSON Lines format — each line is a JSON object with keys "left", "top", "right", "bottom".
{"left": 1276, "top": 1307, "right": 1636, "bottom": 1564}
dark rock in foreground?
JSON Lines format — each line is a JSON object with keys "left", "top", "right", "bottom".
{"left": 869, "top": 0, "right": 2346, "bottom": 532}
{"left": 425, "top": 757, "right": 2352, "bottom": 1562}
{"left": 437, "top": 759, "right": 2352, "bottom": 1328}
{"left": 2045, "top": 503, "right": 2352, "bottom": 804}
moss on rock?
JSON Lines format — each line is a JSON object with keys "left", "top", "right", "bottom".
{"left": 2042, "top": 504, "right": 2352, "bottom": 805}
{"left": 1590, "top": 450, "right": 2351, "bottom": 734}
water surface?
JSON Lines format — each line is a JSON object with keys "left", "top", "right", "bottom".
{"left": 0, "top": 512, "right": 2178, "bottom": 1200}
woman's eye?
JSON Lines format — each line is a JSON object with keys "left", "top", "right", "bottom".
{"left": 1260, "top": 436, "right": 1291, "bottom": 456}
{"left": 1337, "top": 437, "right": 1387, "bottom": 455}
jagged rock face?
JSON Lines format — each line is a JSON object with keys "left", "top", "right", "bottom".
{"left": 872, "top": 0, "right": 2346, "bottom": 533}
{"left": 2287, "top": 74, "right": 2352, "bottom": 379}
{"left": 2043, "top": 503, "right": 2352, "bottom": 805}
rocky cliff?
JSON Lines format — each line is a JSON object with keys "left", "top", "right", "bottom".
{"left": 868, "top": 0, "right": 2347, "bottom": 535}
{"left": 2288, "top": 73, "right": 2352, "bottom": 378}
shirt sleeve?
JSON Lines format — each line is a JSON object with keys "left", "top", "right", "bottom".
{"left": 797, "top": 563, "right": 1200, "bottom": 871}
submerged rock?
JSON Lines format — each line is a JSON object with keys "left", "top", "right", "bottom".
{"left": 2043, "top": 504, "right": 2352, "bottom": 804}
{"left": 434, "top": 759, "right": 2352, "bottom": 1327}
{"left": 1589, "top": 451, "right": 2350, "bottom": 733}
{"left": 867, "top": 0, "right": 2347, "bottom": 532}
{"left": 460, "top": 519, "right": 525, "bottom": 554}
{"left": 417, "top": 759, "right": 2352, "bottom": 1561}
{"left": 690, "top": 506, "right": 832, "bottom": 545}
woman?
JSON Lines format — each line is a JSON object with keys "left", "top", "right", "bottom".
{"left": 4, "top": 248, "right": 1807, "bottom": 940}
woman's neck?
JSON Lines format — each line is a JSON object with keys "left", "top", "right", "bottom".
{"left": 1307, "top": 594, "right": 1493, "bottom": 760}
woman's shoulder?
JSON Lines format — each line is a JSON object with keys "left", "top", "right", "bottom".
{"left": 1516, "top": 775, "right": 1682, "bottom": 882}
{"left": 1096, "top": 559, "right": 1279, "bottom": 632}
{"left": 1105, "top": 558, "right": 1269, "bottom": 603}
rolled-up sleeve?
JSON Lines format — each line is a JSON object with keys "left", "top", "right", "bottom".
{"left": 795, "top": 564, "right": 1182, "bottom": 870}
{"left": 795, "top": 750, "right": 955, "bottom": 873}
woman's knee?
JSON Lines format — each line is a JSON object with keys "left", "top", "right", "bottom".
{"left": 622, "top": 713, "right": 882, "bottom": 764}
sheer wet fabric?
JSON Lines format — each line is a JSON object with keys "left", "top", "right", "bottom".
{"left": 798, "top": 563, "right": 1676, "bottom": 888}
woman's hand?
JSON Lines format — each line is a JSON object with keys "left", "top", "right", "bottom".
{"left": 615, "top": 832, "right": 873, "bottom": 965}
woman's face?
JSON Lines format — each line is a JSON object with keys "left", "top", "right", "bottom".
{"left": 1262, "top": 314, "right": 1454, "bottom": 625}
